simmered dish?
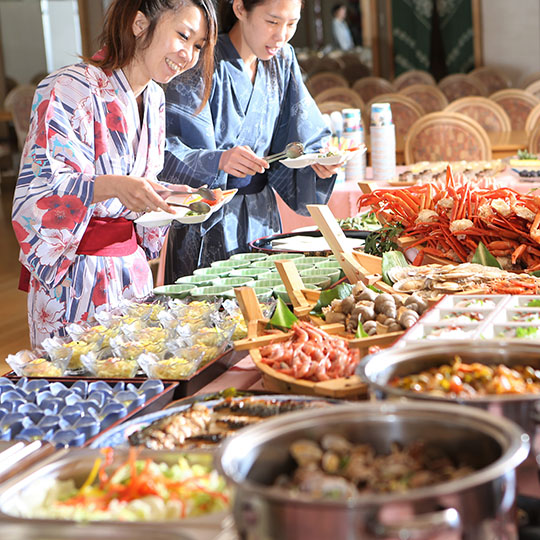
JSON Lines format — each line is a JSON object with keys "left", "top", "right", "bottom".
{"left": 273, "top": 435, "right": 473, "bottom": 499}
{"left": 389, "top": 356, "right": 540, "bottom": 396}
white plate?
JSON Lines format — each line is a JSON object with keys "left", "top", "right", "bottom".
{"left": 280, "top": 145, "right": 366, "bottom": 169}
{"left": 135, "top": 189, "right": 237, "bottom": 228}
{"left": 280, "top": 154, "right": 318, "bottom": 169}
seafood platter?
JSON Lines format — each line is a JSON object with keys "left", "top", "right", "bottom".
{"left": 232, "top": 271, "right": 424, "bottom": 399}
{"left": 385, "top": 262, "right": 540, "bottom": 298}
{"left": 358, "top": 164, "right": 540, "bottom": 272}
{"left": 0, "top": 377, "right": 176, "bottom": 447}
{"left": 4, "top": 298, "right": 243, "bottom": 398}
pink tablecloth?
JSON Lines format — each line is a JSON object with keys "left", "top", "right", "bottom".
{"left": 276, "top": 181, "right": 362, "bottom": 233}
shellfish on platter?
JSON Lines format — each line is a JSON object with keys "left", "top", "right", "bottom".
{"left": 388, "top": 263, "right": 540, "bottom": 297}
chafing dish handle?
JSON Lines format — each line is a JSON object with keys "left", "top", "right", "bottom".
{"left": 368, "top": 507, "right": 460, "bottom": 538}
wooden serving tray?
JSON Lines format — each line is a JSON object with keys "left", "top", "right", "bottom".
{"left": 232, "top": 287, "right": 401, "bottom": 400}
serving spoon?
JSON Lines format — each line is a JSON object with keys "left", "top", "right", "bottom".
{"left": 265, "top": 142, "right": 304, "bottom": 164}
{"left": 167, "top": 200, "right": 212, "bottom": 215}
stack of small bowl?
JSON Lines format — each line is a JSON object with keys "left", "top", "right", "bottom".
{"left": 153, "top": 252, "right": 344, "bottom": 302}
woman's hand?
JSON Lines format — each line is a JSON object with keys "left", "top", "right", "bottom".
{"left": 93, "top": 175, "right": 175, "bottom": 214}
{"left": 219, "top": 146, "right": 269, "bottom": 178}
{"left": 311, "top": 161, "right": 345, "bottom": 179}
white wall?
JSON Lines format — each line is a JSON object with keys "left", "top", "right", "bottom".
{"left": 42, "top": 0, "right": 82, "bottom": 73}
{"left": 481, "top": 0, "right": 540, "bottom": 86}
{"left": 0, "top": 0, "right": 47, "bottom": 85}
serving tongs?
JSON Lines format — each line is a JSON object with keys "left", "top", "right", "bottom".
{"left": 157, "top": 185, "right": 216, "bottom": 201}
{"left": 265, "top": 141, "right": 304, "bottom": 164}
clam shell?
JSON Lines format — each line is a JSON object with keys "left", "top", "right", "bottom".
{"left": 386, "top": 267, "right": 412, "bottom": 283}
{"left": 432, "top": 281, "right": 464, "bottom": 292}
{"left": 393, "top": 277, "right": 427, "bottom": 293}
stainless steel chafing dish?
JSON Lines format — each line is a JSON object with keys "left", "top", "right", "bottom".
{"left": 358, "top": 339, "right": 540, "bottom": 435}
{"left": 217, "top": 402, "right": 529, "bottom": 540}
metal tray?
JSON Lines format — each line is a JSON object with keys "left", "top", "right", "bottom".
{"left": 250, "top": 229, "right": 369, "bottom": 255}
{"left": 6, "top": 348, "right": 241, "bottom": 400}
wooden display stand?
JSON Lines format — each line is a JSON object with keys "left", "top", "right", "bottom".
{"left": 232, "top": 287, "right": 369, "bottom": 399}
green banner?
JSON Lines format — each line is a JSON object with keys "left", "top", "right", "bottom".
{"left": 392, "top": 0, "right": 433, "bottom": 75}
{"left": 437, "top": 0, "right": 474, "bottom": 73}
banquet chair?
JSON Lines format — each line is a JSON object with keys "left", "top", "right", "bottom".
{"left": 366, "top": 93, "right": 425, "bottom": 138}
{"left": 341, "top": 61, "right": 371, "bottom": 86}
{"left": 352, "top": 77, "right": 395, "bottom": 104}
{"left": 521, "top": 72, "right": 540, "bottom": 89}
{"left": 525, "top": 103, "right": 540, "bottom": 134}
{"left": 528, "top": 123, "right": 540, "bottom": 154}
{"left": 309, "top": 56, "right": 345, "bottom": 77}
{"left": 445, "top": 96, "right": 511, "bottom": 133}
{"left": 306, "top": 72, "right": 349, "bottom": 97}
{"left": 317, "top": 101, "right": 351, "bottom": 115}
{"left": 400, "top": 84, "right": 448, "bottom": 113}
{"left": 4, "top": 84, "right": 36, "bottom": 151}
{"left": 469, "top": 66, "right": 511, "bottom": 95}
{"left": 525, "top": 80, "right": 540, "bottom": 100}
{"left": 404, "top": 112, "right": 492, "bottom": 164}
{"left": 393, "top": 70, "right": 436, "bottom": 90}
{"left": 315, "top": 87, "right": 365, "bottom": 110}
{"left": 438, "top": 74, "right": 487, "bottom": 102}
{"left": 489, "top": 89, "right": 540, "bottom": 131}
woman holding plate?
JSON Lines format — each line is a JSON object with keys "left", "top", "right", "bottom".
{"left": 12, "top": 0, "right": 217, "bottom": 346}
{"left": 161, "top": 0, "right": 344, "bottom": 281}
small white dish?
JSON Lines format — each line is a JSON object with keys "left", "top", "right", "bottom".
{"left": 135, "top": 189, "right": 237, "bottom": 228}
{"left": 280, "top": 154, "right": 318, "bottom": 169}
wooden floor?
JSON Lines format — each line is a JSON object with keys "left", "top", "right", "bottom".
{"left": 0, "top": 174, "right": 30, "bottom": 374}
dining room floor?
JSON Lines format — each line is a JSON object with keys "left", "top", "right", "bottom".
{"left": 0, "top": 172, "right": 30, "bottom": 374}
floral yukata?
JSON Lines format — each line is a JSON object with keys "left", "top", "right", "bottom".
{"left": 161, "top": 35, "right": 335, "bottom": 281}
{"left": 12, "top": 64, "right": 168, "bottom": 346}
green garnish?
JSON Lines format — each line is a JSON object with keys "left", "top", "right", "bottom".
{"left": 527, "top": 299, "right": 540, "bottom": 307}
{"left": 515, "top": 326, "right": 539, "bottom": 338}
{"left": 364, "top": 222, "right": 404, "bottom": 257}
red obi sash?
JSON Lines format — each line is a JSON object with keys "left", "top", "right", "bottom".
{"left": 18, "top": 217, "right": 137, "bottom": 292}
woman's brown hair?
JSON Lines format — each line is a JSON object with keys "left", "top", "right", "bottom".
{"left": 89, "top": 0, "right": 217, "bottom": 108}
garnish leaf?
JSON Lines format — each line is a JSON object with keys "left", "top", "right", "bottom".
{"left": 355, "top": 321, "right": 369, "bottom": 338}
{"left": 268, "top": 297, "right": 298, "bottom": 329}
{"left": 471, "top": 241, "right": 502, "bottom": 269}
{"left": 527, "top": 299, "right": 540, "bottom": 307}
{"left": 311, "top": 283, "right": 353, "bottom": 315}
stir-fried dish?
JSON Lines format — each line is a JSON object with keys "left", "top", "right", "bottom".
{"left": 274, "top": 436, "right": 473, "bottom": 499}
{"left": 389, "top": 356, "right": 540, "bottom": 396}
{"left": 27, "top": 449, "right": 229, "bottom": 521}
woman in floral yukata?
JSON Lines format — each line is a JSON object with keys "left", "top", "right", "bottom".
{"left": 161, "top": 0, "right": 344, "bottom": 281}
{"left": 11, "top": 0, "right": 217, "bottom": 346}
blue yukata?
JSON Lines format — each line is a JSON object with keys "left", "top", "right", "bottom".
{"left": 161, "top": 34, "right": 335, "bottom": 281}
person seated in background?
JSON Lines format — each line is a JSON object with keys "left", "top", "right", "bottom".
{"left": 332, "top": 3, "right": 354, "bottom": 51}
{"left": 161, "top": 0, "right": 344, "bottom": 283}
{"left": 11, "top": 0, "right": 217, "bottom": 346}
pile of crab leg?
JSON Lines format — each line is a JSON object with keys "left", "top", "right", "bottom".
{"left": 358, "top": 165, "right": 540, "bottom": 272}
